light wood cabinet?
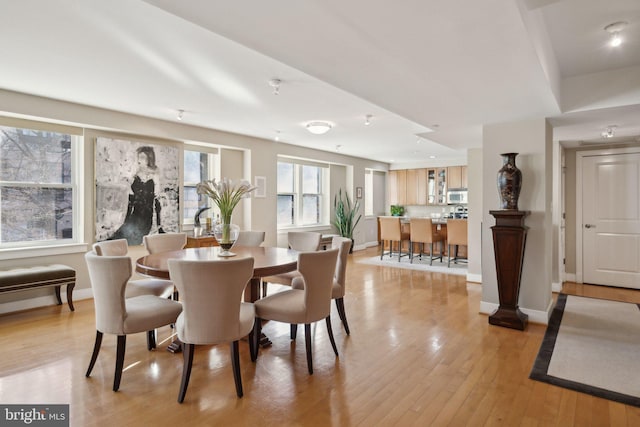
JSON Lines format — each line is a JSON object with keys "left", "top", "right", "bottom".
{"left": 389, "top": 169, "right": 407, "bottom": 206}
{"left": 427, "top": 168, "right": 447, "bottom": 205}
{"left": 447, "top": 166, "right": 468, "bottom": 189}
{"left": 405, "top": 169, "right": 427, "bottom": 205}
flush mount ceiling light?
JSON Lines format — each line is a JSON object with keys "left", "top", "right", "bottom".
{"left": 602, "top": 125, "right": 617, "bottom": 138}
{"left": 305, "top": 121, "right": 333, "bottom": 135}
{"left": 268, "top": 78, "right": 281, "bottom": 95}
{"left": 604, "top": 21, "right": 628, "bottom": 47}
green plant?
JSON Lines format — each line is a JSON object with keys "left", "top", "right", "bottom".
{"left": 333, "top": 188, "right": 362, "bottom": 239}
{"left": 390, "top": 205, "right": 404, "bottom": 216}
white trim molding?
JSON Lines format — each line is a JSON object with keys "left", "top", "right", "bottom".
{"left": 480, "top": 298, "right": 553, "bottom": 325}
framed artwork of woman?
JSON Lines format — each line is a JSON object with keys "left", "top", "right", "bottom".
{"left": 95, "top": 137, "right": 179, "bottom": 245}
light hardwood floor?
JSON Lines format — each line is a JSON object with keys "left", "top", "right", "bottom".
{"left": 1, "top": 246, "right": 639, "bottom": 426}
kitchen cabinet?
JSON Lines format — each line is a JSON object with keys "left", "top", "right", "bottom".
{"left": 427, "top": 168, "right": 447, "bottom": 205}
{"left": 406, "top": 169, "right": 427, "bottom": 205}
{"left": 389, "top": 169, "right": 407, "bottom": 206}
{"left": 448, "top": 166, "right": 468, "bottom": 189}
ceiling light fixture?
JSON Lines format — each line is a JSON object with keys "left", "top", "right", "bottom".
{"left": 364, "top": 114, "right": 373, "bottom": 126}
{"left": 268, "top": 78, "right": 281, "bottom": 95}
{"left": 274, "top": 130, "right": 281, "bottom": 141}
{"left": 336, "top": 145, "right": 342, "bottom": 152}
{"left": 306, "top": 121, "right": 333, "bottom": 135}
{"left": 177, "top": 109, "right": 184, "bottom": 120}
{"left": 602, "top": 125, "right": 617, "bottom": 138}
{"left": 604, "top": 21, "right": 627, "bottom": 47}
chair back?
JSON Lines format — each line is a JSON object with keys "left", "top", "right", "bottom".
{"left": 331, "top": 236, "right": 352, "bottom": 296}
{"left": 143, "top": 232, "right": 187, "bottom": 254}
{"left": 233, "top": 230, "right": 265, "bottom": 247}
{"left": 85, "top": 252, "right": 130, "bottom": 334}
{"left": 288, "top": 231, "right": 321, "bottom": 251}
{"left": 93, "top": 239, "right": 129, "bottom": 256}
{"left": 168, "top": 257, "right": 254, "bottom": 344}
{"left": 297, "top": 249, "right": 339, "bottom": 323}
{"left": 447, "top": 219, "right": 468, "bottom": 246}
{"left": 410, "top": 218, "right": 440, "bottom": 244}
{"left": 379, "top": 217, "right": 401, "bottom": 241}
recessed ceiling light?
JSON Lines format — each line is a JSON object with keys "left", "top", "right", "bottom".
{"left": 429, "top": 155, "right": 437, "bottom": 159}
{"left": 601, "top": 125, "right": 617, "bottom": 138}
{"left": 604, "top": 21, "right": 628, "bottom": 47}
{"left": 306, "top": 121, "right": 333, "bottom": 135}
{"left": 268, "top": 78, "right": 281, "bottom": 95}
{"left": 177, "top": 109, "right": 184, "bottom": 120}
{"left": 274, "top": 130, "right": 281, "bottom": 141}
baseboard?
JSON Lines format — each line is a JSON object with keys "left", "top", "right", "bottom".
{"left": 0, "top": 288, "right": 93, "bottom": 315}
{"left": 552, "top": 282, "right": 563, "bottom": 293}
{"left": 466, "top": 273, "right": 482, "bottom": 283}
{"left": 480, "top": 299, "right": 552, "bottom": 325}
{"left": 564, "top": 273, "right": 576, "bottom": 282}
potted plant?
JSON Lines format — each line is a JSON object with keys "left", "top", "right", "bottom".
{"left": 333, "top": 189, "right": 362, "bottom": 253}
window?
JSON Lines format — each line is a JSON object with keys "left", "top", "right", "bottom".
{"left": 277, "top": 160, "right": 327, "bottom": 227}
{"left": 0, "top": 125, "right": 79, "bottom": 247}
{"left": 183, "top": 149, "right": 218, "bottom": 224}
{"left": 365, "top": 169, "right": 386, "bottom": 217}
{"left": 365, "top": 170, "right": 373, "bottom": 216}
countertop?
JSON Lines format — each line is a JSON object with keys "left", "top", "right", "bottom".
{"left": 378, "top": 216, "right": 466, "bottom": 225}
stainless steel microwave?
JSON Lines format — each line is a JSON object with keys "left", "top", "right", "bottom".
{"left": 447, "top": 190, "right": 468, "bottom": 205}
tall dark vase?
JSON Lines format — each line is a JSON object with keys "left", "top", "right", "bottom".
{"left": 497, "top": 153, "right": 522, "bottom": 210}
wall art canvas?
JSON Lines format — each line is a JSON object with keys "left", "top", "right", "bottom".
{"left": 95, "top": 137, "right": 180, "bottom": 245}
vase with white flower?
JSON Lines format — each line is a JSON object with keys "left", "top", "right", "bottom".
{"left": 196, "top": 178, "right": 256, "bottom": 257}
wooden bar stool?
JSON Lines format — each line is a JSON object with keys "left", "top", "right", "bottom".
{"left": 409, "top": 218, "right": 444, "bottom": 265}
{"left": 446, "top": 219, "right": 468, "bottom": 267}
{"left": 379, "top": 217, "right": 410, "bottom": 261}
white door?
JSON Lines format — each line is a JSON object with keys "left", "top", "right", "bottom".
{"left": 582, "top": 152, "right": 640, "bottom": 288}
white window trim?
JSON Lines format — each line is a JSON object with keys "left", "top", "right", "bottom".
{"left": 277, "top": 161, "right": 329, "bottom": 229}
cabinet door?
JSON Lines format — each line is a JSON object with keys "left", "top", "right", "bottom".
{"left": 436, "top": 168, "right": 447, "bottom": 204}
{"left": 448, "top": 166, "right": 462, "bottom": 189}
{"left": 406, "top": 169, "right": 418, "bottom": 205}
{"left": 417, "top": 169, "right": 427, "bottom": 205}
{"left": 427, "top": 169, "right": 437, "bottom": 204}
{"left": 461, "top": 166, "right": 468, "bottom": 189}
{"left": 389, "top": 170, "right": 407, "bottom": 206}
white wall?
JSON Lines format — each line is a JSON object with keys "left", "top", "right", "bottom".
{"left": 0, "top": 89, "right": 388, "bottom": 311}
{"left": 467, "top": 148, "right": 483, "bottom": 283}
{"left": 480, "top": 118, "right": 553, "bottom": 324}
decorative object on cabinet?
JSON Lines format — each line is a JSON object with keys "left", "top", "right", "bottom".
{"left": 488, "top": 210, "right": 530, "bottom": 330}
{"left": 497, "top": 153, "right": 522, "bottom": 210}
{"left": 390, "top": 205, "right": 404, "bottom": 216}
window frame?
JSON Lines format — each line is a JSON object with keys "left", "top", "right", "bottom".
{"left": 277, "top": 160, "right": 329, "bottom": 229}
{"left": 0, "top": 121, "right": 83, "bottom": 251}
{"left": 182, "top": 146, "right": 219, "bottom": 227}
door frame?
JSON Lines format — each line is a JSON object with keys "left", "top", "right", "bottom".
{"left": 575, "top": 146, "right": 640, "bottom": 283}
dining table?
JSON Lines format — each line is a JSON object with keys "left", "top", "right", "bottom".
{"left": 136, "top": 245, "right": 299, "bottom": 351}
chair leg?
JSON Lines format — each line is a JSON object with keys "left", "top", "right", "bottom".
{"left": 146, "top": 330, "right": 156, "bottom": 351}
{"left": 290, "top": 324, "right": 298, "bottom": 340}
{"left": 304, "top": 324, "right": 313, "bottom": 375}
{"left": 248, "top": 323, "right": 257, "bottom": 363}
{"left": 113, "top": 335, "right": 126, "bottom": 392}
{"left": 335, "top": 298, "right": 350, "bottom": 335}
{"left": 430, "top": 243, "right": 434, "bottom": 265}
{"left": 409, "top": 241, "right": 413, "bottom": 263}
{"left": 178, "top": 343, "right": 195, "bottom": 403}
{"left": 326, "top": 316, "right": 339, "bottom": 357}
{"left": 251, "top": 318, "right": 261, "bottom": 362}
{"left": 230, "top": 340, "right": 244, "bottom": 398}
{"left": 86, "top": 330, "right": 103, "bottom": 377}
{"left": 397, "top": 241, "right": 401, "bottom": 262}
{"left": 380, "top": 240, "right": 384, "bottom": 260}
{"left": 448, "top": 244, "right": 452, "bottom": 267}
{"left": 262, "top": 281, "right": 267, "bottom": 298}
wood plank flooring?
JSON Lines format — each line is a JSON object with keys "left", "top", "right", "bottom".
{"left": 1, "top": 246, "right": 639, "bottom": 426}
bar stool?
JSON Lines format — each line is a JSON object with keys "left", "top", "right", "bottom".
{"left": 446, "top": 219, "right": 468, "bottom": 267}
{"left": 379, "top": 217, "right": 410, "bottom": 261}
{"left": 409, "top": 218, "right": 444, "bottom": 265}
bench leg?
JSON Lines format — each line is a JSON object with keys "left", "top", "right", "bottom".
{"left": 54, "top": 285, "right": 62, "bottom": 305}
{"left": 67, "top": 282, "right": 75, "bottom": 312}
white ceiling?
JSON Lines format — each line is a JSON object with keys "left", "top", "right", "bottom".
{"left": 0, "top": 0, "right": 639, "bottom": 164}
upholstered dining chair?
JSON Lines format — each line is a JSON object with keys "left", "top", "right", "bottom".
{"left": 254, "top": 248, "right": 339, "bottom": 374}
{"left": 232, "top": 230, "right": 265, "bottom": 247}
{"left": 446, "top": 219, "right": 468, "bottom": 267}
{"left": 143, "top": 232, "right": 187, "bottom": 254}
{"left": 292, "top": 236, "right": 352, "bottom": 335}
{"left": 379, "top": 217, "right": 410, "bottom": 261}
{"left": 167, "top": 257, "right": 256, "bottom": 403}
{"left": 261, "top": 231, "right": 321, "bottom": 297}
{"left": 93, "top": 239, "right": 174, "bottom": 299}
{"left": 409, "top": 218, "right": 444, "bottom": 265}
{"left": 84, "top": 252, "right": 182, "bottom": 392}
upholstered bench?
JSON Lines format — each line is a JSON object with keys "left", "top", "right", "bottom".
{"left": 0, "top": 265, "right": 76, "bottom": 311}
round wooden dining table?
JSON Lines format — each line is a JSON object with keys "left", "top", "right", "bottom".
{"left": 136, "top": 245, "right": 299, "bottom": 351}
{"left": 136, "top": 245, "right": 298, "bottom": 303}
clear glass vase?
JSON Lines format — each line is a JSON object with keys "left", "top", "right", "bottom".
{"left": 213, "top": 222, "right": 240, "bottom": 257}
